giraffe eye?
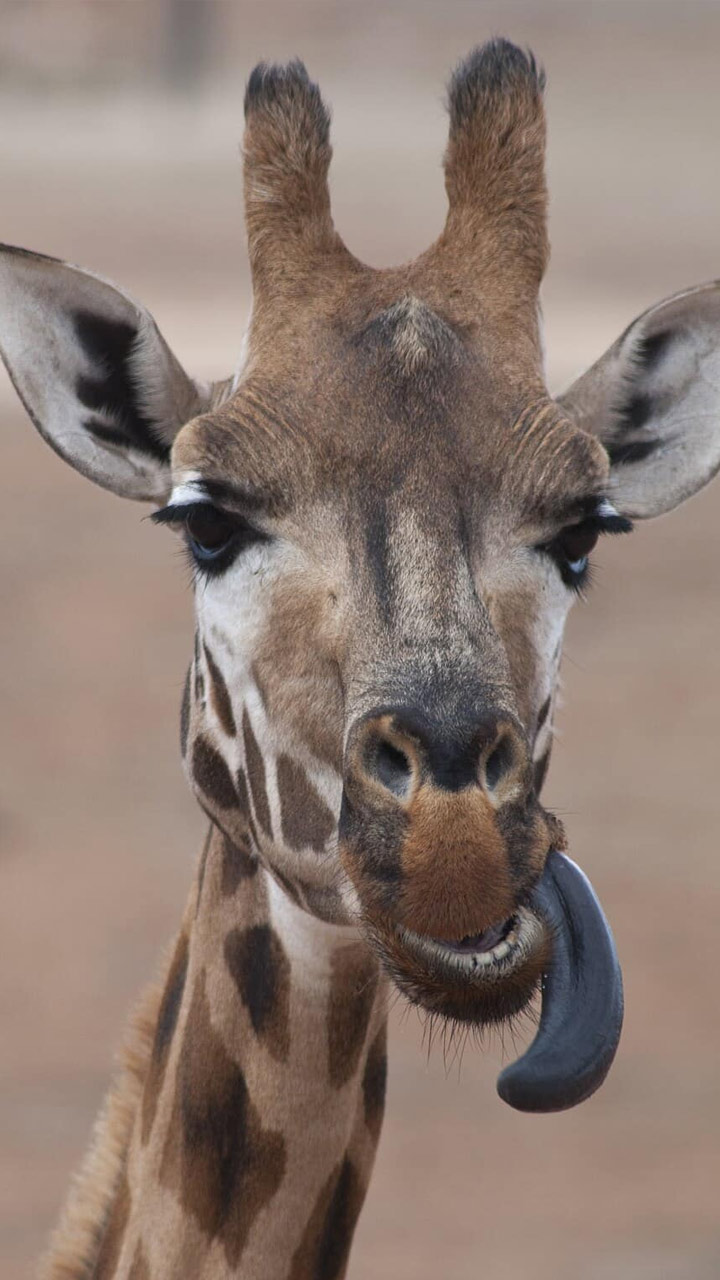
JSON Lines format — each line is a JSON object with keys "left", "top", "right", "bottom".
{"left": 185, "top": 505, "right": 238, "bottom": 559}
{"left": 541, "top": 521, "right": 599, "bottom": 589}
{"left": 151, "top": 500, "right": 267, "bottom": 577}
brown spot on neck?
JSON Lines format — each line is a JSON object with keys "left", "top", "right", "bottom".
{"left": 221, "top": 830, "right": 259, "bottom": 897}
{"left": 224, "top": 924, "right": 291, "bottom": 1063}
{"left": 362, "top": 1023, "right": 388, "bottom": 1144}
{"left": 328, "top": 944, "right": 379, "bottom": 1089}
{"left": 141, "top": 930, "right": 189, "bottom": 1144}
{"left": 160, "top": 970, "right": 286, "bottom": 1268}
{"left": 287, "top": 1157, "right": 366, "bottom": 1280}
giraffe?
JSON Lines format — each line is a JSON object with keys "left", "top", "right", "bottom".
{"left": 3, "top": 38, "right": 720, "bottom": 1280}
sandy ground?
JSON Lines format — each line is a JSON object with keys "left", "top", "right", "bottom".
{"left": 2, "top": 5, "right": 720, "bottom": 1277}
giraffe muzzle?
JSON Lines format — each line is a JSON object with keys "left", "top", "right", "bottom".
{"left": 341, "top": 707, "right": 623, "bottom": 1109}
{"left": 360, "top": 849, "right": 623, "bottom": 1113}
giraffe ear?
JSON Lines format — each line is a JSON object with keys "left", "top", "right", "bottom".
{"left": 559, "top": 282, "right": 720, "bottom": 519}
{"left": 0, "top": 244, "right": 219, "bottom": 502}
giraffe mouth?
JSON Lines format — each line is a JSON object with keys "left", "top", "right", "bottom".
{"left": 438, "top": 918, "right": 515, "bottom": 952}
{"left": 366, "top": 851, "right": 625, "bottom": 1114}
{"left": 395, "top": 910, "right": 544, "bottom": 977}
{"left": 367, "top": 900, "right": 550, "bottom": 1032}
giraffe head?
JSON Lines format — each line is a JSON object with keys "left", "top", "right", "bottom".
{"left": 4, "top": 41, "right": 720, "bottom": 1111}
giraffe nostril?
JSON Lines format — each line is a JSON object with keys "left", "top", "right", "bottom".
{"left": 367, "top": 738, "right": 414, "bottom": 799}
{"left": 483, "top": 732, "right": 516, "bottom": 793}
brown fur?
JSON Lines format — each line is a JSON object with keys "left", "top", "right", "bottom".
{"left": 361, "top": 1024, "right": 388, "bottom": 1144}
{"left": 141, "top": 931, "right": 190, "bottom": 1144}
{"left": 276, "top": 753, "right": 336, "bottom": 852}
{"left": 243, "top": 60, "right": 354, "bottom": 307}
{"left": 192, "top": 735, "right": 238, "bottom": 811}
{"left": 224, "top": 924, "right": 291, "bottom": 1063}
{"left": 253, "top": 580, "right": 345, "bottom": 774}
{"left": 327, "top": 945, "right": 379, "bottom": 1088}
{"left": 180, "top": 666, "right": 192, "bottom": 757}
{"left": 221, "top": 830, "right": 259, "bottom": 897}
{"left": 204, "top": 644, "right": 237, "bottom": 738}
{"left": 159, "top": 970, "right": 286, "bottom": 1269}
{"left": 487, "top": 588, "right": 540, "bottom": 727}
{"left": 242, "top": 708, "right": 273, "bottom": 837}
{"left": 399, "top": 786, "right": 517, "bottom": 938}
{"left": 441, "top": 42, "right": 548, "bottom": 296}
{"left": 286, "top": 1158, "right": 366, "bottom": 1280}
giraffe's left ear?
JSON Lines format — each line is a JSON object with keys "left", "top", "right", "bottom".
{"left": 0, "top": 244, "right": 223, "bottom": 503}
{"left": 559, "top": 282, "right": 720, "bottom": 518}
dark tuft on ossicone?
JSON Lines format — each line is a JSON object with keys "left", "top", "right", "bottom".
{"left": 441, "top": 38, "right": 548, "bottom": 284}
{"left": 242, "top": 58, "right": 336, "bottom": 286}
{"left": 447, "top": 38, "right": 545, "bottom": 130}
{"left": 243, "top": 58, "right": 330, "bottom": 145}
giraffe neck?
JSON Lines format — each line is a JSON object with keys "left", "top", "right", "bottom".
{"left": 92, "top": 826, "right": 388, "bottom": 1279}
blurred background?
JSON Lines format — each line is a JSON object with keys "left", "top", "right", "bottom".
{"left": 2, "top": 2, "right": 720, "bottom": 1277}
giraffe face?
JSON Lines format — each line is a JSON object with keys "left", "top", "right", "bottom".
{"left": 165, "top": 311, "right": 614, "bottom": 1026}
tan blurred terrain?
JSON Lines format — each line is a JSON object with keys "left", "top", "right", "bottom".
{"left": 2, "top": 3, "right": 720, "bottom": 1277}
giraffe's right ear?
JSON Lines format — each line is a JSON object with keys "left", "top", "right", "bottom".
{"left": 0, "top": 245, "right": 216, "bottom": 502}
{"left": 558, "top": 281, "right": 720, "bottom": 519}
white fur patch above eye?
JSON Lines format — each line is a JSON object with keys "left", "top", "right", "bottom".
{"left": 596, "top": 498, "right": 620, "bottom": 520}
{"left": 168, "top": 475, "right": 212, "bottom": 507}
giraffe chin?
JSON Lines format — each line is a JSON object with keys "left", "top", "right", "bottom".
{"left": 364, "top": 850, "right": 625, "bottom": 1114}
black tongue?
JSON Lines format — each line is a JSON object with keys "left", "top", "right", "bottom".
{"left": 497, "top": 849, "right": 624, "bottom": 1113}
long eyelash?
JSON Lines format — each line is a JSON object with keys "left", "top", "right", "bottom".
{"left": 593, "top": 511, "right": 633, "bottom": 536}
{"left": 567, "top": 509, "right": 630, "bottom": 597}
{"left": 561, "top": 509, "right": 631, "bottom": 597}
{"left": 151, "top": 501, "right": 212, "bottom": 527}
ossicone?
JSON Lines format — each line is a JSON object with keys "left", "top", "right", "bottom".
{"left": 242, "top": 59, "right": 351, "bottom": 299}
{"left": 441, "top": 38, "right": 549, "bottom": 292}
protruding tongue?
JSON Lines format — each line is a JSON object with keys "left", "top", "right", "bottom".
{"left": 497, "top": 849, "right": 624, "bottom": 1113}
